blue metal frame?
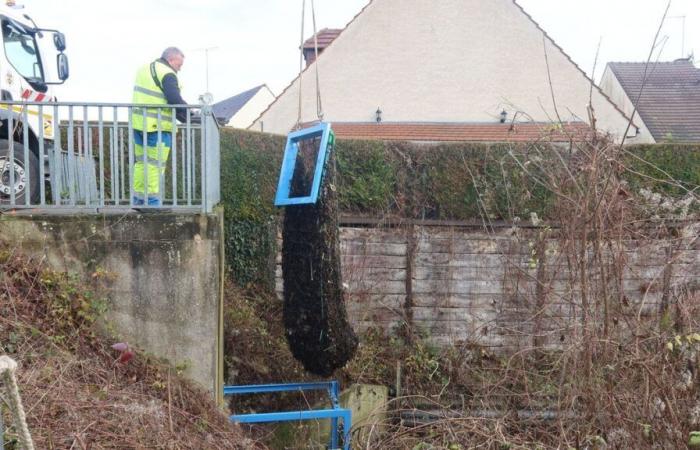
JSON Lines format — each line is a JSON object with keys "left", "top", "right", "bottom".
{"left": 224, "top": 381, "right": 351, "bottom": 450}
{"left": 274, "top": 122, "right": 334, "bottom": 206}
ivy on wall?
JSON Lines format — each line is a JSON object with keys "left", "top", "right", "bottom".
{"left": 220, "top": 130, "right": 284, "bottom": 287}
{"left": 219, "top": 128, "right": 699, "bottom": 285}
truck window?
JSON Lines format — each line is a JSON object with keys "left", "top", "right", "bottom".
{"left": 2, "top": 19, "right": 43, "bottom": 84}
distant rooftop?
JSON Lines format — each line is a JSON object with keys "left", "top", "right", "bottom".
{"left": 212, "top": 85, "right": 268, "bottom": 122}
{"left": 608, "top": 58, "right": 700, "bottom": 142}
{"left": 302, "top": 28, "right": 342, "bottom": 50}
{"left": 301, "top": 28, "right": 343, "bottom": 66}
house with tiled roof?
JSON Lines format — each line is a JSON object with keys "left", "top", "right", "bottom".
{"left": 212, "top": 84, "right": 275, "bottom": 129}
{"left": 600, "top": 58, "right": 700, "bottom": 143}
{"left": 302, "top": 28, "right": 342, "bottom": 66}
{"left": 252, "top": 0, "right": 644, "bottom": 143}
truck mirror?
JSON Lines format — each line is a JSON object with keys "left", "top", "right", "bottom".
{"left": 57, "top": 53, "right": 69, "bottom": 81}
{"left": 53, "top": 32, "right": 66, "bottom": 52}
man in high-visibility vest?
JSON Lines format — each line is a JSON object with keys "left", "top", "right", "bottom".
{"left": 131, "top": 47, "right": 190, "bottom": 206}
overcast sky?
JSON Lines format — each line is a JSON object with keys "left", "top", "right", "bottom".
{"left": 20, "top": 0, "right": 699, "bottom": 104}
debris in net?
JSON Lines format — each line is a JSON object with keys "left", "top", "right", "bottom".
{"left": 281, "top": 138, "right": 358, "bottom": 376}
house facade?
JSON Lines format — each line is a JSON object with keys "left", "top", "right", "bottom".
{"left": 252, "top": 0, "right": 640, "bottom": 143}
{"left": 213, "top": 84, "right": 275, "bottom": 129}
{"left": 600, "top": 58, "right": 700, "bottom": 143}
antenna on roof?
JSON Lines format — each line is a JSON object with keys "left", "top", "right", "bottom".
{"left": 668, "top": 15, "right": 687, "bottom": 58}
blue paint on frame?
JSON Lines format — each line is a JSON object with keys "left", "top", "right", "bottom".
{"left": 274, "top": 122, "right": 334, "bottom": 206}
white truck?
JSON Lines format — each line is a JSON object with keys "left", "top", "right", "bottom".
{"left": 0, "top": 0, "right": 68, "bottom": 204}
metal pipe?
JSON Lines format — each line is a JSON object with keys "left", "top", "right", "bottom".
{"left": 171, "top": 107, "right": 177, "bottom": 206}
{"left": 67, "top": 106, "right": 75, "bottom": 205}
{"left": 157, "top": 109, "right": 163, "bottom": 204}
{"left": 200, "top": 112, "right": 206, "bottom": 212}
{"left": 38, "top": 105, "right": 45, "bottom": 206}
{"left": 186, "top": 110, "right": 192, "bottom": 205}
{"left": 22, "top": 108, "right": 30, "bottom": 206}
{"left": 110, "top": 106, "right": 117, "bottom": 203}
{"left": 83, "top": 106, "right": 91, "bottom": 205}
{"left": 98, "top": 106, "right": 105, "bottom": 207}
{"left": 128, "top": 107, "right": 134, "bottom": 207}
{"left": 52, "top": 104, "right": 60, "bottom": 205}
{"left": 142, "top": 108, "right": 148, "bottom": 206}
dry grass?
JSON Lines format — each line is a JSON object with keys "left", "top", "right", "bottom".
{"left": 0, "top": 246, "right": 264, "bottom": 449}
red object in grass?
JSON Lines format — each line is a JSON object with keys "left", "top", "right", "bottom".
{"left": 118, "top": 350, "right": 135, "bottom": 364}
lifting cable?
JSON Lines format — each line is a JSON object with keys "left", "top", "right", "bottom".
{"left": 297, "top": 0, "right": 324, "bottom": 127}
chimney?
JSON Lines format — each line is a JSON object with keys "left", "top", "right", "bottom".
{"left": 302, "top": 28, "right": 342, "bottom": 67}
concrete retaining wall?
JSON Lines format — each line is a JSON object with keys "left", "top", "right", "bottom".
{"left": 277, "top": 222, "right": 699, "bottom": 350}
{"left": 0, "top": 211, "right": 224, "bottom": 395}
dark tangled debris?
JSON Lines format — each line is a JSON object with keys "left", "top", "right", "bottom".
{"left": 281, "top": 137, "right": 358, "bottom": 376}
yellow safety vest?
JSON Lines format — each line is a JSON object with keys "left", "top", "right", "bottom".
{"left": 132, "top": 60, "right": 180, "bottom": 132}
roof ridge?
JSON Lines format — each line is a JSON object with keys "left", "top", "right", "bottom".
{"left": 249, "top": 1, "right": 376, "bottom": 130}
{"left": 609, "top": 60, "right": 697, "bottom": 65}
{"left": 511, "top": 0, "right": 637, "bottom": 131}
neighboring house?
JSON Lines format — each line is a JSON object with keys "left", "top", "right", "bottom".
{"left": 600, "top": 58, "right": 700, "bottom": 143}
{"left": 213, "top": 84, "right": 275, "bottom": 129}
{"left": 252, "top": 0, "right": 640, "bottom": 143}
{"left": 302, "top": 28, "right": 342, "bottom": 66}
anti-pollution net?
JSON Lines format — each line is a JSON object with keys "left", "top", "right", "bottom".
{"left": 281, "top": 136, "right": 358, "bottom": 376}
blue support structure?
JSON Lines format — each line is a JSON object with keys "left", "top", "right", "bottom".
{"left": 224, "top": 381, "right": 351, "bottom": 450}
{"left": 274, "top": 122, "right": 334, "bottom": 206}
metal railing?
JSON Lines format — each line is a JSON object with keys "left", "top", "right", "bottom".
{"left": 224, "top": 381, "right": 352, "bottom": 450}
{"left": 0, "top": 101, "right": 220, "bottom": 213}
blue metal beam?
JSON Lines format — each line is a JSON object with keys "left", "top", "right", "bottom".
{"left": 224, "top": 380, "right": 351, "bottom": 450}
{"left": 230, "top": 408, "right": 350, "bottom": 424}
{"left": 224, "top": 381, "right": 336, "bottom": 395}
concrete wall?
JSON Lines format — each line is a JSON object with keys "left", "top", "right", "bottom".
{"left": 277, "top": 222, "right": 699, "bottom": 349}
{"left": 254, "top": 0, "right": 638, "bottom": 142}
{"left": 0, "top": 212, "right": 224, "bottom": 395}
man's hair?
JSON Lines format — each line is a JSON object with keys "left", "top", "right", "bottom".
{"left": 161, "top": 47, "right": 184, "bottom": 60}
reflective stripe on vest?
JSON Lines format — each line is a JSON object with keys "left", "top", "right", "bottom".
{"left": 133, "top": 107, "right": 174, "bottom": 121}
{"left": 132, "top": 60, "right": 180, "bottom": 132}
{"left": 133, "top": 85, "right": 166, "bottom": 100}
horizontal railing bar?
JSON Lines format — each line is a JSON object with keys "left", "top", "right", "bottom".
{"left": 230, "top": 409, "right": 351, "bottom": 424}
{"left": 224, "top": 382, "right": 336, "bottom": 395}
{"left": 0, "top": 101, "right": 203, "bottom": 108}
{"left": 0, "top": 206, "right": 206, "bottom": 211}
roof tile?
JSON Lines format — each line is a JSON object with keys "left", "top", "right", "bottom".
{"left": 330, "top": 122, "right": 592, "bottom": 142}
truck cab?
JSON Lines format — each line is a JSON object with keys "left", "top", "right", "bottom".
{"left": 0, "top": 0, "right": 68, "bottom": 204}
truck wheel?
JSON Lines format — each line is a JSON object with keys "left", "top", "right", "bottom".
{"left": 0, "top": 139, "right": 40, "bottom": 206}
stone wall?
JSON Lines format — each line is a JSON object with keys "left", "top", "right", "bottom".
{"left": 277, "top": 222, "right": 699, "bottom": 349}
{"left": 0, "top": 212, "right": 224, "bottom": 395}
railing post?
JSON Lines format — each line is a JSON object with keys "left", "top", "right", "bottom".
{"left": 202, "top": 105, "right": 220, "bottom": 213}
{"left": 22, "top": 108, "right": 30, "bottom": 206}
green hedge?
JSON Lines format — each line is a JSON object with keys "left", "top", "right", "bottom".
{"left": 220, "top": 129, "right": 700, "bottom": 285}
{"left": 623, "top": 144, "right": 700, "bottom": 198}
